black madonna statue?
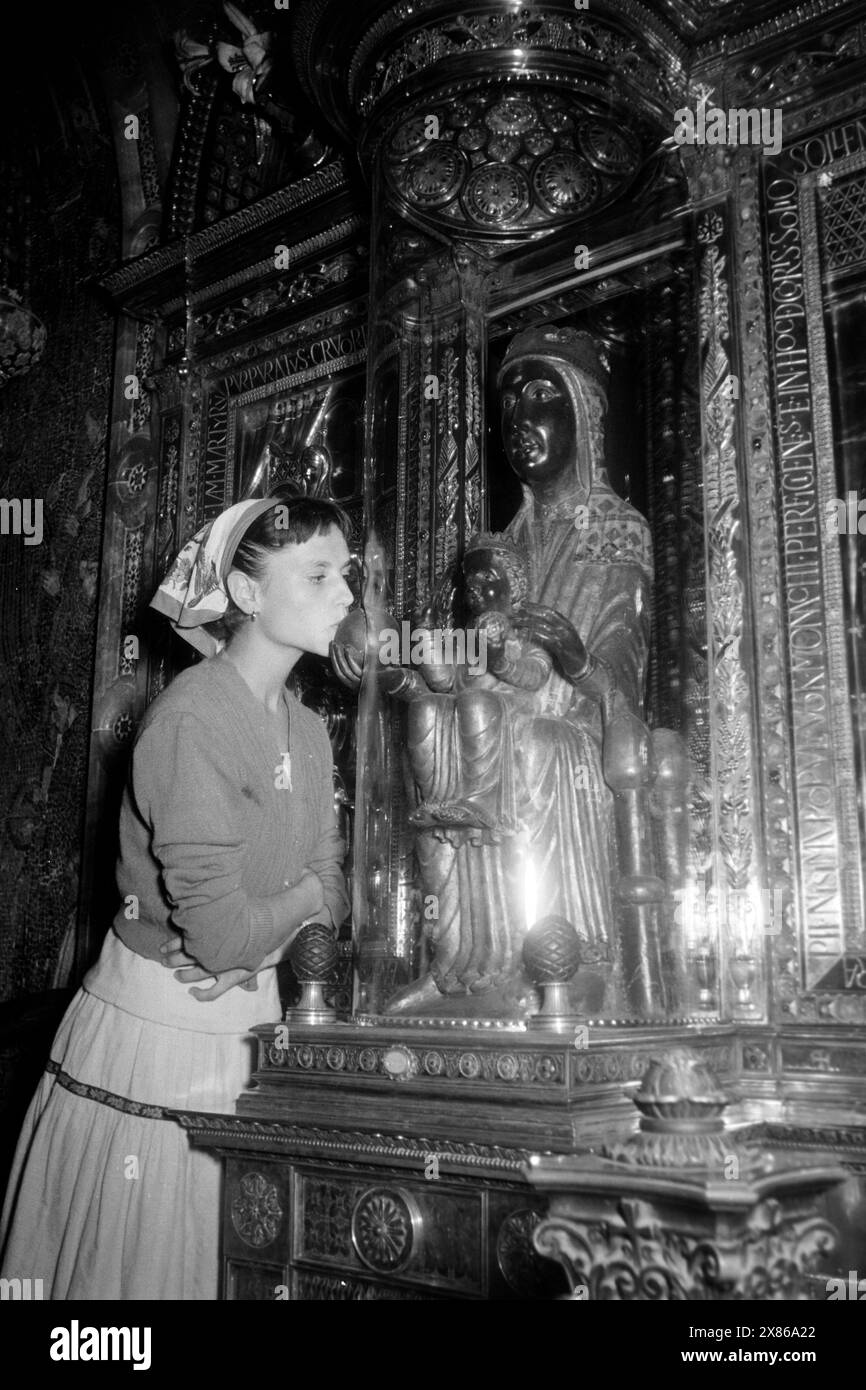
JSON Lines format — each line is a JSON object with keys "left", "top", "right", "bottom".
{"left": 335, "top": 326, "right": 671, "bottom": 1019}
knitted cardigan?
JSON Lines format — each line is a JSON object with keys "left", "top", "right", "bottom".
{"left": 112, "top": 653, "right": 349, "bottom": 974}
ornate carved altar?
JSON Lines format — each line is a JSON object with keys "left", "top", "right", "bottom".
{"left": 90, "top": 0, "right": 866, "bottom": 1298}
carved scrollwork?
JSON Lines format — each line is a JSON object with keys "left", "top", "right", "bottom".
{"left": 353, "top": 7, "right": 682, "bottom": 117}
{"left": 727, "top": 20, "right": 866, "bottom": 109}
{"left": 193, "top": 251, "right": 362, "bottom": 341}
{"left": 295, "top": 1272, "right": 429, "bottom": 1299}
{"left": 230, "top": 1171, "right": 284, "bottom": 1248}
{"left": 533, "top": 1195, "right": 836, "bottom": 1300}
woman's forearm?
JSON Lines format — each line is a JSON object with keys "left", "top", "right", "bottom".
{"left": 252, "top": 934, "right": 302, "bottom": 973}
{"left": 243, "top": 875, "right": 324, "bottom": 975}
{"left": 253, "top": 879, "right": 329, "bottom": 973}
{"left": 162, "top": 873, "right": 326, "bottom": 983}
{"left": 271, "top": 872, "right": 324, "bottom": 937}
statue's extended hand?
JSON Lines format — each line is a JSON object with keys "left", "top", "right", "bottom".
{"left": 330, "top": 638, "right": 430, "bottom": 700}
{"left": 475, "top": 610, "right": 508, "bottom": 659}
{"left": 513, "top": 603, "right": 589, "bottom": 680}
{"left": 330, "top": 639, "right": 365, "bottom": 690}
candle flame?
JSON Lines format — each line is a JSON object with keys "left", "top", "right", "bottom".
{"left": 524, "top": 854, "right": 537, "bottom": 929}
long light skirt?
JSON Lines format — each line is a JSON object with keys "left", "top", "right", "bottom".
{"left": 0, "top": 930, "right": 280, "bottom": 1300}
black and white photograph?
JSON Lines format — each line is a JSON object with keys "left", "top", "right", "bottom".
{"left": 0, "top": 0, "right": 865, "bottom": 1348}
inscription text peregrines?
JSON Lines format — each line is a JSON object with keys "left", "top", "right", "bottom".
{"left": 764, "top": 170, "right": 844, "bottom": 965}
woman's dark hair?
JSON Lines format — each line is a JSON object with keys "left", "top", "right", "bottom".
{"left": 210, "top": 494, "right": 353, "bottom": 645}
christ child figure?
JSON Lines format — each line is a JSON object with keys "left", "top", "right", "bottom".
{"left": 404, "top": 533, "right": 553, "bottom": 835}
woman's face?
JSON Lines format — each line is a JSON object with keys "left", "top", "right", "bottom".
{"left": 252, "top": 525, "right": 355, "bottom": 658}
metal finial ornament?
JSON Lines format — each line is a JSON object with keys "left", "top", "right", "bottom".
{"left": 286, "top": 921, "right": 339, "bottom": 1025}
{"left": 522, "top": 916, "right": 584, "bottom": 1032}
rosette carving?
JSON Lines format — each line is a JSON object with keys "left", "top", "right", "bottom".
{"left": 351, "top": 1187, "right": 423, "bottom": 1272}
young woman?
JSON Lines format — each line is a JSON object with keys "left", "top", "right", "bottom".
{"left": 0, "top": 495, "right": 354, "bottom": 1299}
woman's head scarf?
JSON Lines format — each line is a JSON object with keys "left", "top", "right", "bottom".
{"left": 150, "top": 497, "right": 278, "bottom": 657}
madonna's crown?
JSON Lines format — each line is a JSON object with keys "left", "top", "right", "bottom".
{"left": 498, "top": 325, "right": 608, "bottom": 404}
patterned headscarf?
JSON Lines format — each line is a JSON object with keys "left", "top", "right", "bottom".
{"left": 150, "top": 497, "right": 278, "bottom": 657}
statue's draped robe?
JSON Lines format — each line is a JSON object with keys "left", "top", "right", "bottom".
{"left": 409, "top": 482, "right": 653, "bottom": 1000}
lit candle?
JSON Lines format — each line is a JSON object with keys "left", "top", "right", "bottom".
{"left": 524, "top": 853, "right": 537, "bottom": 930}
